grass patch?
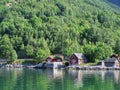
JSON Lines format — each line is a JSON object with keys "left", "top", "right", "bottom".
{"left": 10, "top": 59, "right": 38, "bottom": 65}
{"left": 80, "top": 62, "right": 98, "bottom": 66}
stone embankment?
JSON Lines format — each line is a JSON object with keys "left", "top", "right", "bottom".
{"left": 67, "top": 65, "right": 120, "bottom": 70}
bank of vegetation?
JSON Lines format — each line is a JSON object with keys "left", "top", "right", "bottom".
{"left": 0, "top": 0, "right": 120, "bottom": 63}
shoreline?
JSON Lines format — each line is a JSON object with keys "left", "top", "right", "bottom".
{"left": 1, "top": 64, "right": 120, "bottom": 70}
{"left": 67, "top": 65, "right": 120, "bottom": 70}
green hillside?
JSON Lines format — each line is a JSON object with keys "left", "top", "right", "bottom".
{"left": 0, "top": 0, "right": 120, "bottom": 62}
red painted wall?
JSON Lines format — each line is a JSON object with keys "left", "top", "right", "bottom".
{"left": 69, "top": 54, "right": 79, "bottom": 65}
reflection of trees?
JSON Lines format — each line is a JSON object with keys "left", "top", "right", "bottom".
{"left": 80, "top": 70, "right": 119, "bottom": 90}
{"left": 14, "top": 69, "right": 48, "bottom": 90}
{"left": 0, "top": 69, "right": 120, "bottom": 90}
{"left": 0, "top": 69, "right": 22, "bottom": 90}
{"left": 67, "top": 70, "right": 120, "bottom": 90}
{"left": 63, "top": 71, "right": 76, "bottom": 90}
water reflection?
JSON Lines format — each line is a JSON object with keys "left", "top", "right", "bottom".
{"left": 71, "top": 70, "right": 83, "bottom": 88}
{"left": 0, "top": 69, "right": 120, "bottom": 90}
{"left": 0, "top": 68, "right": 23, "bottom": 90}
{"left": 100, "top": 70, "right": 119, "bottom": 83}
{"left": 114, "top": 70, "right": 119, "bottom": 83}
{"left": 67, "top": 70, "right": 120, "bottom": 87}
{"left": 44, "top": 69, "right": 63, "bottom": 79}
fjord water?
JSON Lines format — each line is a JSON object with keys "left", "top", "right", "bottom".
{"left": 0, "top": 69, "right": 120, "bottom": 90}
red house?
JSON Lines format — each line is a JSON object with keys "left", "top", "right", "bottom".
{"left": 45, "top": 55, "right": 64, "bottom": 68}
{"left": 46, "top": 55, "right": 63, "bottom": 63}
{"left": 53, "top": 56, "right": 63, "bottom": 62}
{"left": 69, "top": 53, "right": 87, "bottom": 65}
{"left": 46, "top": 57, "right": 53, "bottom": 63}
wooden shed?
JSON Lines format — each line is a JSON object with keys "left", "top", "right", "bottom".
{"left": 69, "top": 53, "right": 87, "bottom": 65}
{"left": 105, "top": 58, "right": 119, "bottom": 67}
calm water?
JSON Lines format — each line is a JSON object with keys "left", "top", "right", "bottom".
{"left": 0, "top": 68, "right": 120, "bottom": 90}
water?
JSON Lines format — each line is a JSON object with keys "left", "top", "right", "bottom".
{"left": 0, "top": 68, "right": 120, "bottom": 90}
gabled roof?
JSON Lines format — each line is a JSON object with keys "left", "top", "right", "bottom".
{"left": 73, "top": 53, "right": 87, "bottom": 60}
{"left": 105, "top": 58, "right": 117, "bottom": 63}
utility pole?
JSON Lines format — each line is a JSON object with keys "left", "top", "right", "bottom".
{"left": 60, "top": 29, "right": 63, "bottom": 55}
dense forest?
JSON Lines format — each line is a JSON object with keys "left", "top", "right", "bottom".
{"left": 0, "top": 0, "right": 120, "bottom": 62}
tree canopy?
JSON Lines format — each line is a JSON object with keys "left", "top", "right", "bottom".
{"left": 0, "top": 0, "right": 120, "bottom": 62}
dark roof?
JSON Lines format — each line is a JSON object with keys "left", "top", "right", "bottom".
{"left": 105, "top": 58, "right": 117, "bottom": 63}
{"left": 74, "top": 53, "right": 87, "bottom": 60}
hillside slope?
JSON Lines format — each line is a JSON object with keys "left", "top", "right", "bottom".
{"left": 0, "top": 0, "right": 120, "bottom": 62}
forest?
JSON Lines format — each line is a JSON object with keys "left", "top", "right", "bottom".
{"left": 0, "top": 0, "right": 120, "bottom": 62}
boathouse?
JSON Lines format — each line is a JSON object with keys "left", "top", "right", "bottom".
{"left": 69, "top": 53, "right": 87, "bottom": 65}
{"left": 105, "top": 58, "right": 119, "bottom": 67}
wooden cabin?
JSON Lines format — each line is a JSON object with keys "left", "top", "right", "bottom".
{"left": 105, "top": 58, "right": 119, "bottom": 67}
{"left": 69, "top": 53, "right": 87, "bottom": 65}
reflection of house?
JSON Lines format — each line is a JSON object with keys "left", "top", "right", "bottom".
{"left": 68, "top": 70, "right": 83, "bottom": 88}
{"left": 105, "top": 58, "right": 119, "bottom": 67}
{"left": 101, "top": 70, "right": 106, "bottom": 80}
{"left": 101, "top": 71, "right": 119, "bottom": 83}
{"left": 114, "top": 70, "right": 119, "bottom": 83}
{"left": 45, "top": 69, "right": 63, "bottom": 79}
{"left": 69, "top": 53, "right": 87, "bottom": 65}
{"left": 53, "top": 69, "right": 63, "bottom": 79}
